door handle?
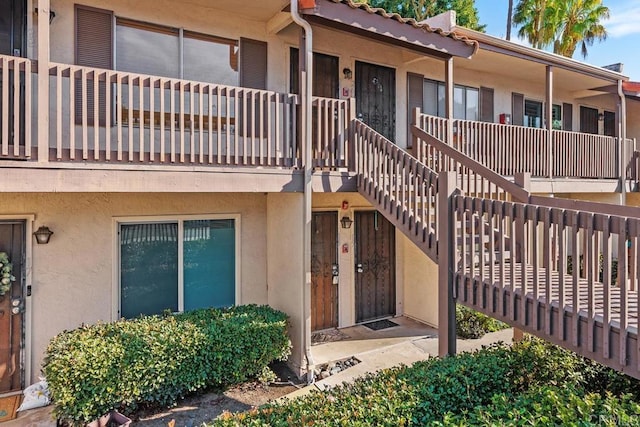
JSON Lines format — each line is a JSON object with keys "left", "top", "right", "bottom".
{"left": 356, "top": 263, "right": 364, "bottom": 273}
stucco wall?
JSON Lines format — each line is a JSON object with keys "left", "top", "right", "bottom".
{"left": 0, "top": 192, "right": 269, "bottom": 382}
{"left": 266, "top": 193, "right": 305, "bottom": 373}
{"left": 398, "top": 232, "right": 439, "bottom": 327}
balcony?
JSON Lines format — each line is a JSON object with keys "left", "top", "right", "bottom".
{"left": 0, "top": 54, "right": 355, "bottom": 180}
{"left": 415, "top": 111, "right": 636, "bottom": 192}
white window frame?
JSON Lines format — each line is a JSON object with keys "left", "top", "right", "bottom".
{"left": 111, "top": 213, "right": 241, "bottom": 319}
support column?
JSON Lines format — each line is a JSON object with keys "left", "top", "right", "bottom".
{"left": 618, "top": 79, "right": 628, "bottom": 202}
{"left": 438, "top": 171, "right": 457, "bottom": 357}
{"left": 37, "top": 0, "right": 50, "bottom": 163}
{"left": 546, "top": 66, "right": 553, "bottom": 178}
{"left": 445, "top": 57, "right": 454, "bottom": 150}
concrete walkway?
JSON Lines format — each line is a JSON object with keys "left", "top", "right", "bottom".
{"left": 283, "top": 321, "right": 514, "bottom": 401}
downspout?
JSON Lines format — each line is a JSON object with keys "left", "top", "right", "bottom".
{"left": 618, "top": 79, "right": 628, "bottom": 204}
{"left": 290, "top": 0, "right": 315, "bottom": 384}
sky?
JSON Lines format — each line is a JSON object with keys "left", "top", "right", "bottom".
{"left": 474, "top": 0, "right": 640, "bottom": 81}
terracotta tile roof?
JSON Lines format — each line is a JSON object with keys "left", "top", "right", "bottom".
{"left": 624, "top": 82, "right": 640, "bottom": 94}
{"left": 328, "top": 0, "right": 478, "bottom": 51}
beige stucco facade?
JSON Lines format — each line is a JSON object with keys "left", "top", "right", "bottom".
{"left": 1, "top": 193, "right": 271, "bottom": 380}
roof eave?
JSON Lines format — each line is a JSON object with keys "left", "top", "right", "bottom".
{"left": 303, "top": 0, "right": 478, "bottom": 59}
{"left": 454, "top": 27, "right": 628, "bottom": 83}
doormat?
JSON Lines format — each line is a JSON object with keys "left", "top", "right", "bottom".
{"left": 363, "top": 319, "right": 398, "bottom": 331}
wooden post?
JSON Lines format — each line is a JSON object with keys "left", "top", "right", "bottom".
{"left": 348, "top": 97, "right": 356, "bottom": 170}
{"left": 438, "top": 171, "right": 457, "bottom": 357}
{"left": 412, "top": 106, "right": 421, "bottom": 158}
{"left": 514, "top": 172, "right": 531, "bottom": 341}
{"left": 445, "top": 58, "right": 454, "bottom": 151}
{"left": 546, "top": 66, "right": 553, "bottom": 179}
{"left": 37, "top": 0, "right": 50, "bottom": 163}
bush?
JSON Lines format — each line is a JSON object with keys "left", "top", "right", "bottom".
{"left": 43, "top": 305, "right": 290, "bottom": 425}
{"left": 455, "top": 305, "right": 508, "bottom": 339}
{"left": 210, "top": 338, "right": 640, "bottom": 427}
{"left": 437, "top": 387, "right": 640, "bottom": 426}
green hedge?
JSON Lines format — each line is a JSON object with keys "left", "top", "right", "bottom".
{"left": 455, "top": 305, "right": 508, "bottom": 339}
{"left": 43, "top": 305, "right": 290, "bottom": 425}
{"left": 211, "top": 339, "right": 640, "bottom": 426}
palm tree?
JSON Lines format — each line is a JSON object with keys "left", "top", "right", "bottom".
{"left": 551, "top": 0, "right": 609, "bottom": 58}
{"left": 513, "top": 0, "right": 556, "bottom": 49}
{"left": 512, "top": 0, "right": 609, "bottom": 59}
{"left": 506, "top": 0, "right": 513, "bottom": 40}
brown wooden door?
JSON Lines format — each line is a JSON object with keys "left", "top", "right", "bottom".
{"left": 355, "top": 61, "right": 396, "bottom": 142}
{"left": 0, "top": 221, "right": 24, "bottom": 393}
{"left": 311, "top": 212, "right": 339, "bottom": 331}
{"left": 355, "top": 211, "right": 395, "bottom": 323}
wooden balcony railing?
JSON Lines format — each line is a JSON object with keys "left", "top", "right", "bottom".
{"left": 312, "top": 96, "right": 355, "bottom": 169}
{"left": 47, "top": 63, "right": 300, "bottom": 167}
{"left": 0, "top": 55, "right": 33, "bottom": 160}
{"left": 415, "top": 110, "right": 636, "bottom": 180}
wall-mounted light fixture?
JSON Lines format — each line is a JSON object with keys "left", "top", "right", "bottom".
{"left": 598, "top": 112, "right": 605, "bottom": 121}
{"left": 340, "top": 216, "right": 353, "bottom": 229}
{"left": 33, "top": 226, "right": 54, "bottom": 244}
{"left": 343, "top": 67, "right": 353, "bottom": 80}
{"left": 35, "top": 8, "right": 56, "bottom": 24}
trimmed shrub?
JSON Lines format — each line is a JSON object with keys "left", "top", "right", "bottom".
{"left": 43, "top": 305, "right": 290, "bottom": 425}
{"left": 211, "top": 338, "right": 640, "bottom": 427}
{"left": 437, "top": 387, "right": 640, "bottom": 426}
{"left": 455, "top": 305, "right": 508, "bottom": 339}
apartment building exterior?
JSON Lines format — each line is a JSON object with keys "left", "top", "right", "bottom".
{"left": 0, "top": 0, "right": 638, "bottom": 392}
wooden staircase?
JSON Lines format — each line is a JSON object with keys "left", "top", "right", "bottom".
{"left": 353, "top": 119, "right": 640, "bottom": 379}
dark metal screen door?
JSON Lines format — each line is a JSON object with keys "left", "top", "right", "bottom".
{"left": 355, "top": 61, "right": 396, "bottom": 142}
{"left": 0, "top": 221, "right": 25, "bottom": 393}
{"left": 355, "top": 211, "right": 396, "bottom": 323}
{"left": 311, "top": 212, "right": 339, "bottom": 331}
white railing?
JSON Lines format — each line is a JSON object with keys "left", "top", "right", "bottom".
{"left": 0, "top": 55, "right": 33, "bottom": 159}
{"left": 48, "top": 63, "right": 300, "bottom": 167}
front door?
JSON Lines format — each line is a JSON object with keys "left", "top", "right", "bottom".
{"left": 355, "top": 61, "right": 396, "bottom": 142}
{"left": 311, "top": 212, "right": 339, "bottom": 331}
{"left": 0, "top": 221, "right": 25, "bottom": 393}
{"left": 355, "top": 211, "right": 395, "bottom": 323}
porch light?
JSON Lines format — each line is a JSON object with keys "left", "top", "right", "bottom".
{"left": 343, "top": 67, "right": 353, "bottom": 80}
{"left": 341, "top": 216, "right": 353, "bottom": 229}
{"left": 598, "top": 113, "right": 605, "bottom": 121}
{"left": 33, "top": 226, "right": 54, "bottom": 244}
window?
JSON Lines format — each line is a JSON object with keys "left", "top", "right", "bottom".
{"left": 524, "top": 101, "right": 562, "bottom": 129}
{"left": 114, "top": 18, "right": 239, "bottom": 84}
{"left": 524, "top": 100, "right": 542, "bottom": 128}
{"left": 423, "top": 80, "right": 478, "bottom": 120}
{"left": 552, "top": 104, "right": 562, "bottom": 130}
{"left": 119, "top": 217, "right": 238, "bottom": 318}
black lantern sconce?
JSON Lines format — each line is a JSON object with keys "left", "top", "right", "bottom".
{"left": 33, "top": 226, "right": 54, "bottom": 244}
{"left": 343, "top": 67, "right": 353, "bottom": 80}
{"left": 340, "top": 216, "right": 353, "bottom": 229}
{"left": 598, "top": 112, "right": 605, "bottom": 121}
